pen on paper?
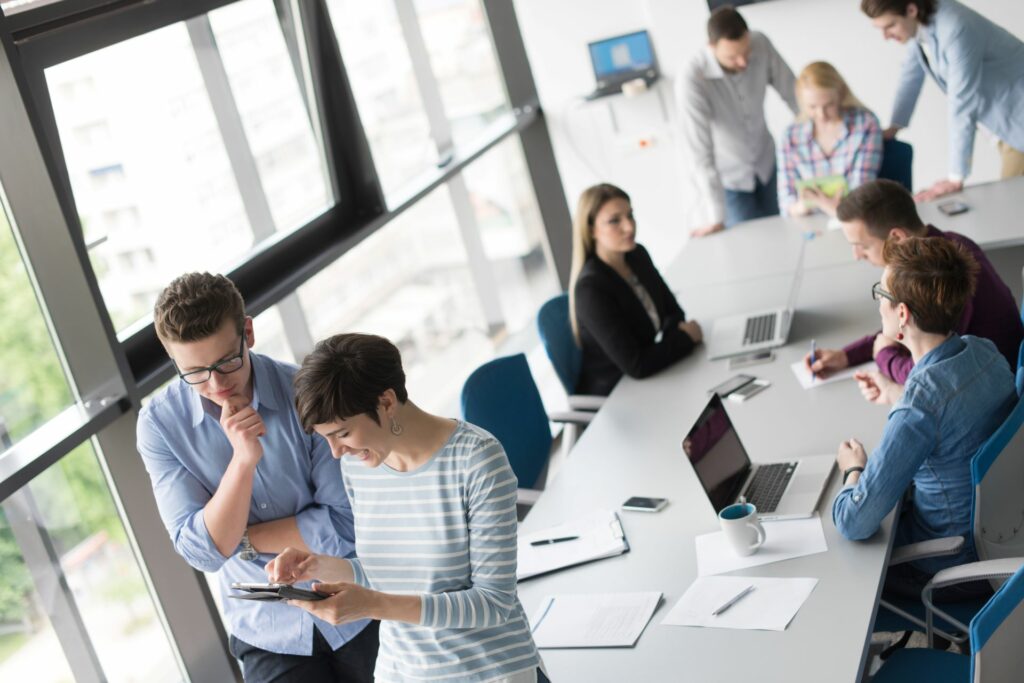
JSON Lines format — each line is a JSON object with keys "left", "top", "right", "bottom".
{"left": 530, "top": 597, "right": 555, "bottom": 633}
{"left": 530, "top": 536, "right": 579, "bottom": 546}
{"left": 809, "top": 339, "right": 817, "bottom": 383}
{"left": 712, "top": 585, "right": 755, "bottom": 616}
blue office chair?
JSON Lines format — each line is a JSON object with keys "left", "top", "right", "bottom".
{"left": 878, "top": 138, "right": 914, "bottom": 192}
{"left": 872, "top": 561, "right": 1024, "bottom": 682}
{"left": 536, "top": 294, "right": 605, "bottom": 413}
{"left": 461, "top": 353, "right": 592, "bottom": 512}
{"left": 1017, "top": 339, "right": 1024, "bottom": 397}
{"left": 874, "top": 394, "right": 1024, "bottom": 647}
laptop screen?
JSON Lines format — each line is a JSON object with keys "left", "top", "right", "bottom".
{"left": 588, "top": 31, "right": 655, "bottom": 82}
{"left": 682, "top": 395, "right": 752, "bottom": 512}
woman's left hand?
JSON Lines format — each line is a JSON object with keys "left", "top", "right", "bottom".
{"left": 854, "top": 370, "right": 903, "bottom": 405}
{"left": 801, "top": 187, "right": 840, "bottom": 217}
{"left": 287, "top": 582, "right": 377, "bottom": 625}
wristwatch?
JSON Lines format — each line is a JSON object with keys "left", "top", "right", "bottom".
{"left": 239, "top": 529, "right": 258, "bottom": 562}
{"left": 843, "top": 466, "right": 865, "bottom": 485}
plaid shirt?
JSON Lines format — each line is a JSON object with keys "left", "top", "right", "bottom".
{"left": 777, "top": 107, "right": 882, "bottom": 210}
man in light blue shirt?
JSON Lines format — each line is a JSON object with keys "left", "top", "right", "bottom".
{"left": 862, "top": 0, "right": 1024, "bottom": 200}
{"left": 137, "top": 273, "right": 377, "bottom": 682}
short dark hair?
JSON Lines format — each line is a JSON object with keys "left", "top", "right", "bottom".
{"left": 861, "top": 0, "right": 936, "bottom": 25}
{"left": 883, "top": 237, "right": 978, "bottom": 334}
{"left": 708, "top": 6, "right": 748, "bottom": 43}
{"left": 293, "top": 334, "right": 409, "bottom": 432}
{"left": 154, "top": 272, "right": 246, "bottom": 344}
{"left": 837, "top": 179, "right": 926, "bottom": 239}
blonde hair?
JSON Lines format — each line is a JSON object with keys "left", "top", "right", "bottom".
{"left": 795, "top": 61, "right": 865, "bottom": 121}
{"left": 568, "top": 183, "right": 631, "bottom": 344}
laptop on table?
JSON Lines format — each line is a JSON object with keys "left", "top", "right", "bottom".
{"left": 585, "top": 30, "right": 659, "bottom": 100}
{"left": 682, "top": 394, "right": 833, "bottom": 521}
{"left": 704, "top": 241, "right": 806, "bottom": 360}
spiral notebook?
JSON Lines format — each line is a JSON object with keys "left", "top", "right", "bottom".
{"left": 517, "top": 510, "right": 629, "bottom": 581}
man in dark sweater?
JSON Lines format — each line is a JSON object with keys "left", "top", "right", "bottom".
{"left": 805, "top": 179, "right": 1022, "bottom": 382}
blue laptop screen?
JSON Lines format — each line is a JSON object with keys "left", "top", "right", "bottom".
{"left": 588, "top": 31, "right": 654, "bottom": 80}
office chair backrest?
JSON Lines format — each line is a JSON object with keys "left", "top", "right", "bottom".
{"left": 972, "top": 394, "right": 1024, "bottom": 587}
{"left": 969, "top": 562, "right": 1024, "bottom": 682}
{"left": 1017, "top": 339, "right": 1024, "bottom": 397}
{"left": 537, "top": 294, "right": 581, "bottom": 396}
{"left": 878, "top": 138, "right": 914, "bottom": 192}
{"left": 460, "top": 353, "right": 552, "bottom": 490}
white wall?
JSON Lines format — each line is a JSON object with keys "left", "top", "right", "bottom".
{"left": 514, "top": 0, "right": 1024, "bottom": 269}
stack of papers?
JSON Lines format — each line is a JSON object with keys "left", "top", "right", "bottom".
{"left": 695, "top": 515, "right": 828, "bottom": 576}
{"left": 790, "top": 360, "right": 875, "bottom": 390}
{"left": 518, "top": 510, "right": 629, "bottom": 580}
{"left": 530, "top": 592, "right": 662, "bottom": 647}
{"left": 663, "top": 576, "right": 818, "bottom": 631}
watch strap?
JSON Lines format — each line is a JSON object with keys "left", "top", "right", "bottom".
{"left": 843, "top": 466, "right": 865, "bottom": 484}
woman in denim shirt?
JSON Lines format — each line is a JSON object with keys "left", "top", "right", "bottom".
{"left": 831, "top": 236, "right": 1015, "bottom": 599}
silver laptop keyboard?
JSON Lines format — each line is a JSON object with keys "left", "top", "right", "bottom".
{"left": 742, "top": 462, "right": 797, "bottom": 513}
{"left": 743, "top": 313, "right": 777, "bottom": 345}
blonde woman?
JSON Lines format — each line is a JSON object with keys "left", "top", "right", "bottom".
{"left": 568, "top": 184, "right": 702, "bottom": 396}
{"left": 778, "top": 61, "right": 882, "bottom": 217}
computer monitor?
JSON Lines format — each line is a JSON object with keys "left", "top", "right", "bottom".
{"left": 587, "top": 30, "right": 658, "bottom": 90}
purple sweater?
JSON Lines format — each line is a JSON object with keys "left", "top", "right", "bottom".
{"left": 844, "top": 225, "right": 1023, "bottom": 383}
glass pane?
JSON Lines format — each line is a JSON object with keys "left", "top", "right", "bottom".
{"left": 325, "top": 0, "right": 437, "bottom": 202}
{"left": 461, "top": 136, "right": 559, "bottom": 333}
{"left": 416, "top": 0, "right": 509, "bottom": 147}
{"left": 0, "top": 442, "right": 180, "bottom": 682}
{"left": 0, "top": 186, "right": 73, "bottom": 450}
{"left": 297, "top": 186, "right": 493, "bottom": 413}
{"left": 45, "top": 2, "right": 331, "bottom": 333}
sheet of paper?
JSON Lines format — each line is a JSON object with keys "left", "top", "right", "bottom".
{"left": 695, "top": 515, "right": 827, "bottom": 576}
{"left": 789, "top": 360, "right": 875, "bottom": 389}
{"left": 518, "top": 510, "right": 627, "bottom": 580}
{"left": 662, "top": 576, "right": 818, "bottom": 631}
{"left": 529, "top": 592, "right": 662, "bottom": 648}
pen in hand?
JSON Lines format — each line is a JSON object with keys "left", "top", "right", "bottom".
{"left": 809, "top": 339, "right": 817, "bottom": 383}
{"left": 711, "top": 585, "right": 755, "bottom": 616}
{"left": 530, "top": 536, "right": 579, "bottom": 546}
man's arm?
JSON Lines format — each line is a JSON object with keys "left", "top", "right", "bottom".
{"left": 286, "top": 430, "right": 357, "bottom": 559}
{"left": 890, "top": 44, "right": 926, "bottom": 133}
{"left": 942, "top": 26, "right": 985, "bottom": 180}
{"left": 676, "top": 65, "right": 726, "bottom": 227}
{"left": 764, "top": 34, "right": 798, "bottom": 114}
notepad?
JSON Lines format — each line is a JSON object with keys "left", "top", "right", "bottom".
{"left": 530, "top": 592, "right": 662, "bottom": 647}
{"left": 662, "top": 576, "right": 817, "bottom": 631}
{"left": 790, "top": 360, "right": 875, "bottom": 389}
{"left": 518, "top": 510, "right": 629, "bottom": 581}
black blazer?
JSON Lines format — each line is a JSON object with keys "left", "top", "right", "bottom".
{"left": 574, "top": 244, "right": 695, "bottom": 396}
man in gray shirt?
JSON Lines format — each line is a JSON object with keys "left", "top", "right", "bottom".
{"left": 677, "top": 6, "right": 798, "bottom": 237}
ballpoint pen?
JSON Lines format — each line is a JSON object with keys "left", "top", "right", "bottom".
{"left": 530, "top": 536, "right": 579, "bottom": 546}
{"left": 711, "top": 585, "right": 755, "bottom": 616}
{"left": 810, "top": 338, "right": 817, "bottom": 383}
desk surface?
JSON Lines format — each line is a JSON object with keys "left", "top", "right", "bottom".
{"left": 520, "top": 263, "right": 896, "bottom": 683}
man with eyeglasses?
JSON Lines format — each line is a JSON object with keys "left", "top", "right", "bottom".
{"left": 803, "top": 179, "right": 1021, "bottom": 383}
{"left": 137, "top": 273, "right": 378, "bottom": 682}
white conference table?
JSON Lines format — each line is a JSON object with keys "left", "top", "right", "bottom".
{"left": 518, "top": 232, "right": 904, "bottom": 682}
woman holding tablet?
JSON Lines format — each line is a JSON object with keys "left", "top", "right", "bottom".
{"left": 266, "top": 333, "right": 546, "bottom": 683}
{"left": 832, "top": 237, "right": 1015, "bottom": 599}
{"left": 778, "top": 62, "right": 882, "bottom": 217}
{"left": 569, "top": 183, "right": 702, "bottom": 396}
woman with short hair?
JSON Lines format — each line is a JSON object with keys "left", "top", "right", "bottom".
{"left": 832, "top": 236, "right": 1016, "bottom": 599}
{"left": 268, "top": 333, "right": 546, "bottom": 682}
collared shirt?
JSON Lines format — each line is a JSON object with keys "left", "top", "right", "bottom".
{"left": 676, "top": 31, "right": 798, "bottom": 224}
{"left": 891, "top": 0, "right": 1024, "bottom": 179}
{"left": 843, "top": 225, "right": 1024, "bottom": 383}
{"left": 777, "top": 108, "right": 882, "bottom": 211}
{"left": 137, "top": 352, "right": 368, "bottom": 655}
{"left": 832, "top": 335, "right": 1015, "bottom": 574}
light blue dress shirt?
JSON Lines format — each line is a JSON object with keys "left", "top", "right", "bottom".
{"left": 890, "top": 0, "right": 1024, "bottom": 179}
{"left": 832, "top": 335, "right": 1015, "bottom": 574}
{"left": 137, "top": 352, "right": 369, "bottom": 655}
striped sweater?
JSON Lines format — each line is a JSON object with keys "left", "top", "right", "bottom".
{"left": 341, "top": 420, "right": 541, "bottom": 682}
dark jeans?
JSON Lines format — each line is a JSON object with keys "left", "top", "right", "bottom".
{"left": 723, "top": 168, "right": 779, "bottom": 228}
{"left": 538, "top": 667, "right": 551, "bottom": 682}
{"left": 229, "top": 621, "right": 379, "bottom": 683}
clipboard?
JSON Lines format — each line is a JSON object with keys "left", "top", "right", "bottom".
{"left": 517, "top": 510, "right": 630, "bottom": 581}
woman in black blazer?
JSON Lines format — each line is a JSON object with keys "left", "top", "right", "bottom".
{"left": 569, "top": 184, "right": 702, "bottom": 396}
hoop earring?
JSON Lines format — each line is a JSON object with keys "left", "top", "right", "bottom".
{"left": 390, "top": 417, "right": 403, "bottom": 436}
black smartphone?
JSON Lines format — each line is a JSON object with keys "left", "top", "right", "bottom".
{"left": 938, "top": 200, "right": 969, "bottom": 216}
{"left": 707, "top": 374, "right": 755, "bottom": 397}
{"left": 622, "top": 496, "right": 668, "bottom": 512}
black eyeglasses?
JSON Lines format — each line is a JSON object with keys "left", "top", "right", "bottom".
{"left": 871, "top": 282, "right": 897, "bottom": 304}
{"left": 173, "top": 337, "right": 246, "bottom": 385}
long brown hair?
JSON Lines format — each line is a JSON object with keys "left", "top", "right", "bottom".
{"left": 568, "top": 183, "right": 631, "bottom": 344}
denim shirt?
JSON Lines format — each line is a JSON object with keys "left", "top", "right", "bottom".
{"left": 832, "top": 335, "right": 1015, "bottom": 574}
{"left": 137, "top": 352, "right": 369, "bottom": 655}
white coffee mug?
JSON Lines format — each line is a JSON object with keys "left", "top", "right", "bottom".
{"left": 718, "top": 502, "right": 766, "bottom": 557}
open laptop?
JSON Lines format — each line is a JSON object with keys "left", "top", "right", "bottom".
{"left": 682, "top": 394, "right": 833, "bottom": 520}
{"left": 704, "top": 242, "right": 805, "bottom": 360}
{"left": 585, "top": 30, "right": 659, "bottom": 100}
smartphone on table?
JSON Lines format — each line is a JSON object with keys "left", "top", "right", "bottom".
{"left": 622, "top": 496, "right": 668, "bottom": 512}
{"left": 707, "top": 374, "right": 755, "bottom": 398}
